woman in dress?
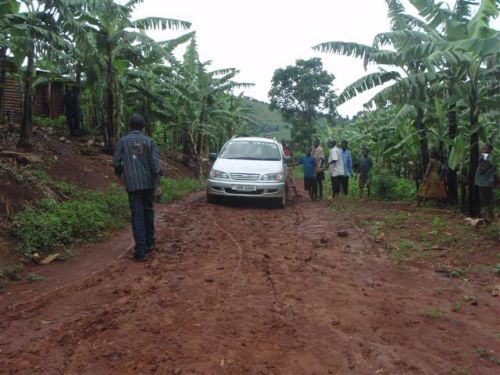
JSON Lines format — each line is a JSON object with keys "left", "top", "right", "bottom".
{"left": 417, "top": 150, "right": 447, "bottom": 206}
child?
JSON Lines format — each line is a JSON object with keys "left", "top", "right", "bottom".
{"left": 298, "top": 148, "right": 317, "bottom": 200}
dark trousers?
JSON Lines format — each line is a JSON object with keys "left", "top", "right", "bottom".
{"left": 304, "top": 176, "right": 317, "bottom": 199}
{"left": 128, "top": 189, "right": 155, "bottom": 257}
{"left": 66, "top": 111, "right": 79, "bottom": 136}
{"left": 479, "top": 186, "right": 495, "bottom": 222}
{"left": 340, "top": 176, "right": 349, "bottom": 195}
{"left": 331, "top": 176, "right": 342, "bottom": 197}
{"left": 316, "top": 171, "right": 324, "bottom": 198}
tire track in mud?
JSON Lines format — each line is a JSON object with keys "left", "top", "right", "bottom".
{"left": 2, "top": 194, "right": 500, "bottom": 374}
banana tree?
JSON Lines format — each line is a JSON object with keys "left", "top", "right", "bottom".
{"left": 80, "top": 0, "right": 191, "bottom": 150}
{"left": 409, "top": 0, "right": 499, "bottom": 215}
{"left": 313, "top": 0, "right": 436, "bottom": 176}
{"left": 6, "top": 0, "right": 69, "bottom": 148}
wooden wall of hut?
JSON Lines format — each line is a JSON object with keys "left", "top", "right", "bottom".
{"left": 34, "top": 82, "right": 64, "bottom": 118}
{"left": 3, "top": 77, "right": 22, "bottom": 123}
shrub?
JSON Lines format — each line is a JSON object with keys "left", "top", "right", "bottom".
{"left": 160, "top": 177, "right": 204, "bottom": 203}
{"left": 370, "top": 169, "right": 416, "bottom": 201}
{"left": 12, "top": 186, "right": 129, "bottom": 257}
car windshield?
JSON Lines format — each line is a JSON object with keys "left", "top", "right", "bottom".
{"left": 219, "top": 141, "right": 281, "bottom": 161}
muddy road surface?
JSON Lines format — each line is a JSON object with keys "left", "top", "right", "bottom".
{"left": 1, "top": 193, "right": 499, "bottom": 374}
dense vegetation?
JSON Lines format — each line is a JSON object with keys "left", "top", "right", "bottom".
{"left": 312, "top": 0, "right": 499, "bottom": 216}
{"left": 0, "top": 0, "right": 253, "bottom": 177}
{"left": 268, "top": 0, "right": 498, "bottom": 215}
{"left": 1, "top": 0, "right": 498, "bottom": 218}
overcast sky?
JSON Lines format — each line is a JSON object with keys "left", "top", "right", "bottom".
{"left": 132, "top": 0, "right": 498, "bottom": 117}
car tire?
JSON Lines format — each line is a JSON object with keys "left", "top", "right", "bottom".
{"left": 275, "top": 193, "right": 287, "bottom": 209}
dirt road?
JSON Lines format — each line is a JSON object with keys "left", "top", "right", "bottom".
{"left": 1, "top": 193, "right": 499, "bottom": 374}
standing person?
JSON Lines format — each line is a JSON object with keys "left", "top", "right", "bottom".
{"left": 327, "top": 140, "right": 344, "bottom": 199}
{"left": 281, "top": 139, "right": 300, "bottom": 198}
{"left": 312, "top": 138, "right": 325, "bottom": 199}
{"left": 60, "top": 87, "right": 79, "bottom": 137}
{"left": 359, "top": 147, "right": 373, "bottom": 197}
{"left": 417, "top": 150, "right": 447, "bottom": 207}
{"left": 298, "top": 148, "right": 317, "bottom": 200}
{"left": 340, "top": 140, "right": 353, "bottom": 195}
{"left": 474, "top": 143, "right": 497, "bottom": 223}
{"left": 113, "top": 114, "right": 163, "bottom": 261}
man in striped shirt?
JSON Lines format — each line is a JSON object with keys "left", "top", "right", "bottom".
{"left": 113, "top": 114, "right": 163, "bottom": 261}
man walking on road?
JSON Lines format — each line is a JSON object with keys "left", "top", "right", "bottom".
{"left": 113, "top": 114, "right": 163, "bottom": 261}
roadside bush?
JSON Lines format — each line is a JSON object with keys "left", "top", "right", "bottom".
{"left": 12, "top": 186, "right": 129, "bottom": 257}
{"left": 370, "top": 169, "right": 416, "bottom": 202}
{"left": 160, "top": 177, "right": 204, "bottom": 203}
{"left": 34, "top": 115, "right": 66, "bottom": 129}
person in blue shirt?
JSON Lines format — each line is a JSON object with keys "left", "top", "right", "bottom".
{"left": 298, "top": 148, "right": 317, "bottom": 200}
{"left": 340, "top": 140, "right": 353, "bottom": 195}
{"left": 113, "top": 114, "right": 163, "bottom": 261}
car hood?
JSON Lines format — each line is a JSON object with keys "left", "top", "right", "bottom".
{"left": 213, "top": 158, "right": 284, "bottom": 175}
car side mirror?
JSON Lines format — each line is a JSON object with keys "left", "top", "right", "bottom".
{"left": 209, "top": 152, "right": 217, "bottom": 161}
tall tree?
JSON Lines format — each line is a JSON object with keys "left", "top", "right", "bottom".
{"left": 268, "top": 57, "right": 336, "bottom": 149}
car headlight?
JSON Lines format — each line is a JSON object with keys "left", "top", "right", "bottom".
{"left": 261, "top": 173, "right": 283, "bottom": 182}
{"left": 209, "top": 169, "right": 229, "bottom": 179}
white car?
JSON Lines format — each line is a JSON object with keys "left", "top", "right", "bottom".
{"left": 207, "top": 137, "right": 287, "bottom": 208}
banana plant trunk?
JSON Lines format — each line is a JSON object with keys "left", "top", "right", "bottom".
{"left": 415, "top": 106, "right": 429, "bottom": 178}
{"left": 19, "top": 44, "right": 34, "bottom": 149}
{"left": 104, "top": 54, "right": 114, "bottom": 151}
{"left": 0, "top": 47, "right": 6, "bottom": 124}
{"left": 75, "top": 61, "right": 82, "bottom": 132}
{"left": 467, "top": 92, "right": 480, "bottom": 217}
{"left": 196, "top": 105, "right": 207, "bottom": 156}
{"left": 447, "top": 103, "right": 458, "bottom": 205}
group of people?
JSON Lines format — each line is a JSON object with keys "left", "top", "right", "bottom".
{"left": 282, "top": 138, "right": 373, "bottom": 201}
{"left": 417, "top": 143, "right": 497, "bottom": 222}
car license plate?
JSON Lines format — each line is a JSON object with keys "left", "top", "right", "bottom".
{"left": 232, "top": 184, "right": 256, "bottom": 192}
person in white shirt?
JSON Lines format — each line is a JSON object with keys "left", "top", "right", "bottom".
{"left": 327, "top": 140, "right": 344, "bottom": 199}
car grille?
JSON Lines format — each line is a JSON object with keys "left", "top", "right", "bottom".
{"left": 225, "top": 188, "right": 264, "bottom": 195}
{"left": 230, "top": 173, "right": 260, "bottom": 181}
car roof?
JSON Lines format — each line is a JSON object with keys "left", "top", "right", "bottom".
{"left": 229, "top": 137, "right": 278, "bottom": 144}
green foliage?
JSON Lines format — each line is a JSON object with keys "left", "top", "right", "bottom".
{"left": 27, "top": 273, "right": 47, "bottom": 282}
{"left": 370, "top": 169, "right": 416, "bottom": 201}
{"left": 30, "top": 169, "right": 81, "bottom": 198}
{"left": 422, "top": 307, "right": 446, "bottom": 321}
{"left": 34, "top": 116, "right": 66, "bottom": 129}
{"left": 269, "top": 58, "right": 337, "bottom": 149}
{"left": 493, "top": 264, "right": 500, "bottom": 276}
{"left": 12, "top": 186, "right": 129, "bottom": 257}
{"left": 0, "top": 264, "right": 23, "bottom": 281}
{"left": 160, "top": 178, "right": 204, "bottom": 203}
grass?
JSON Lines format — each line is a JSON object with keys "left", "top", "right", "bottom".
{"left": 422, "top": 307, "right": 446, "bottom": 321}
{"left": 0, "top": 264, "right": 23, "bottom": 291}
{"left": 493, "top": 264, "right": 500, "bottom": 276}
{"left": 27, "top": 273, "right": 47, "bottom": 282}
{"left": 12, "top": 184, "right": 129, "bottom": 257}
{"left": 160, "top": 177, "right": 204, "bottom": 203}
